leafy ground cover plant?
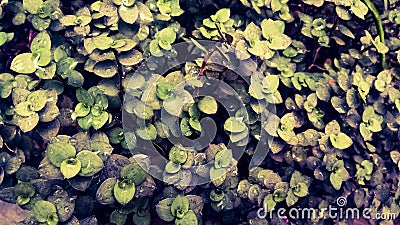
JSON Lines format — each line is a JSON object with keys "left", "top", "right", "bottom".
{"left": 0, "top": 0, "right": 399, "bottom": 225}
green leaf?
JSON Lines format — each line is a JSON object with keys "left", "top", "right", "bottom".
{"left": 263, "top": 194, "right": 277, "bottom": 212}
{"left": 92, "top": 111, "right": 109, "bottom": 130}
{"left": 68, "top": 70, "right": 84, "bottom": 87}
{"left": 293, "top": 182, "right": 308, "bottom": 197}
{"left": 289, "top": 171, "right": 305, "bottom": 187}
{"left": 17, "top": 113, "right": 40, "bottom": 132}
{"left": 34, "top": 65, "right": 53, "bottom": 81}
{"left": 214, "top": 149, "right": 232, "bottom": 168}
{"left": 120, "top": 163, "right": 147, "bottom": 185}
{"left": 15, "top": 102, "right": 35, "bottom": 117}
{"left": 113, "top": 179, "right": 136, "bottom": 205}
{"left": 157, "top": 1, "right": 172, "bottom": 15}
{"left": 34, "top": 48, "right": 52, "bottom": 67}
{"left": 76, "top": 115, "right": 91, "bottom": 130}
{"left": 136, "top": 124, "right": 157, "bottom": 140}
{"left": 243, "top": 22, "right": 261, "bottom": 42}
{"left": 93, "top": 60, "right": 118, "bottom": 78}
{"left": 93, "top": 36, "right": 114, "bottom": 50}
{"left": 149, "top": 39, "right": 163, "bottom": 56}
{"left": 156, "top": 82, "right": 173, "bottom": 100}
{"left": 330, "top": 132, "right": 353, "bottom": 149}
{"left": 59, "top": 15, "right": 77, "bottom": 26}
{"left": 273, "top": 188, "right": 287, "bottom": 202}
{"left": 285, "top": 189, "right": 299, "bottom": 207}
{"left": 46, "top": 142, "right": 76, "bottom": 167}
{"left": 266, "top": 91, "right": 283, "bottom": 104}
{"left": 330, "top": 172, "right": 343, "bottom": 190}
{"left": 96, "top": 178, "right": 117, "bottom": 205}
{"left": 171, "top": 196, "right": 189, "bottom": 219}
{"left": 198, "top": 96, "right": 218, "bottom": 114}
{"left": 12, "top": 88, "right": 30, "bottom": 106}
{"left": 180, "top": 117, "right": 192, "bottom": 136}
{"left": 203, "top": 18, "right": 216, "bottom": 29}
{"left": 210, "top": 167, "right": 226, "bottom": 185}
{"left": 23, "top": 0, "right": 44, "bottom": 14}
{"left": 209, "top": 189, "right": 225, "bottom": 202}
{"left": 324, "top": 120, "right": 341, "bottom": 135}
{"left": 60, "top": 158, "right": 82, "bottom": 179}
{"left": 136, "top": 2, "right": 154, "bottom": 24}
{"left": 32, "top": 200, "right": 57, "bottom": 223}
{"left": 0, "top": 32, "right": 7, "bottom": 46}
{"left": 30, "top": 31, "right": 51, "bottom": 52}
{"left": 350, "top": 0, "right": 368, "bottom": 19}
{"left": 261, "top": 19, "right": 285, "bottom": 38}
{"left": 119, "top": 5, "right": 139, "bottom": 24}
{"left": 213, "top": 8, "right": 230, "bottom": 23}
{"left": 76, "top": 88, "right": 94, "bottom": 106}
{"left": 118, "top": 49, "right": 143, "bottom": 66}
{"left": 361, "top": 160, "right": 374, "bottom": 174}
{"left": 57, "top": 57, "right": 77, "bottom": 77}
{"left": 189, "top": 117, "right": 201, "bottom": 132}
{"left": 32, "top": 15, "right": 51, "bottom": 31}
{"left": 122, "top": 0, "right": 135, "bottom": 7}
{"left": 247, "top": 40, "right": 265, "bottom": 56}
{"left": 224, "top": 117, "right": 246, "bottom": 132}
{"left": 175, "top": 210, "right": 198, "bottom": 225}
{"left": 165, "top": 161, "right": 181, "bottom": 174}
{"left": 169, "top": 146, "right": 188, "bottom": 164}
{"left": 76, "top": 150, "right": 104, "bottom": 176}
{"left": 159, "top": 40, "right": 172, "bottom": 50}
{"left": 14, "top": 182, "right": 35, "bottom": 198}
{"left": 188, "top": 104, "right": 200, "bottom": 118}
{"left": 110, "top": 210, "right": 128, "bottom": 225}
{"left": 338, "top": 25, "right": 355, "bottom": 39}
{"left": 11, "top": 53, "right": 37, "bottom": 74}
{"left": 267, "top": 34, "right": 292, "bottom": 50}
{"left": 360, "top": 123, "right": 372, "bottom": 141}
{"left": 133, "top": 101, "right": 154, "bottom": 120}
{"left": 163, "top": 90, "right": 193, "bottom": 116}
{"left": 27, "top": 90, "right": 48, "bottom": 111}
{"left": 74, "top": 102, "right": 90, "bottom": 117}
{"left": 76, "top": 15, "right": 92, "bottom": 26}
{"left": 17, "top": 195, "right": 31, "bottom": 205}
{"left": 262, "top": 75, "right": 280, "bottom": 92}
{"left": 157, "top": 27, "right": 176, "bottom": 44}
{"left": 156, "top": 198, "right": 175, "bottom": 222}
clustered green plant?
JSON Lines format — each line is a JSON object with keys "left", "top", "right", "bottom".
{"left": 0, "top": 0, "right": 399, "bottom": 224}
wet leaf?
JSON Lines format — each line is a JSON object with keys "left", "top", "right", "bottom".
{"left": 224, "top": 117, "right": 246, "bottom": 133}
{"left": 175, "top": 210, "right": 198, "bottom": 225}
{"left": 46, "top": 142, "right": 76, "bottom": 167}
{"left": 32, "top": 200, "right": 58, "bottom": 224}
{"left": 171, "top": 196, "right": 189, "bottom": 219}
{"left": 23, "top": 0, "right": 43, "bottom": 14}
{"left": 330, "top": 133, "right": 353, "bottom": 150}
{"left": 119, "top": 5, "right": 139, "bottom": 24}
{"left": 156, "top": 198, "right": 175, "bottom": 222}
{"left": 114, "top": 179, "right": 135, "bottom": 205}
{"left": 93, "top": 60, "right": 118, "bottom": 78}
{"left": 76, "top": 150, "right": 104, "bottom": 176}
{"left": 120, "top": 163, "right": 147, "bottom": 185}
{"left": 11, "top": 53, "right": 36, "bottom": 74}
{"left": 169, "top": 146, "right": 188, "bottom": 164}
{"left": 60, "top": 158, "right": 82, "bottom": 179}
{"left": 198, "top": 96, "right": 218, "bottom": 114}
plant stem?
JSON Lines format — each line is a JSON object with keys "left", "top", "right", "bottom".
{"left": 362, "top": 0, "right": 387, "bottom": 69}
